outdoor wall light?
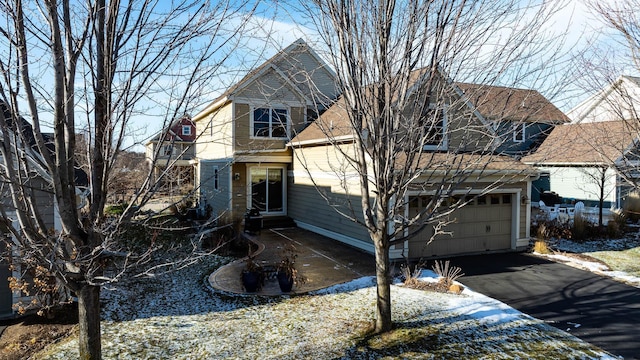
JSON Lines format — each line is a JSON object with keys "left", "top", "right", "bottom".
{"left": 234, "top": 173, "right": 241, "bottom": 181}
{"left": 521, "top": 194, "right": 529, "bottom": 205}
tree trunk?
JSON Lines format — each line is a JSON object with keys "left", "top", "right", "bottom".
{"left": 373, "top": 235, "right": 392, "bottom": 333}
{"left": 78, "top": 283, "right": 101, "bottom": 360}
{"left": 599, "top": 168, "right": 605, "bottom": 227}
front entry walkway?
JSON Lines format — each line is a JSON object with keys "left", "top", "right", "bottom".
{"left": 448, "top": 253, "right": 640, "bottom": 360}
{"left": 208, "top": 228, "right": 375, "bottom": 295}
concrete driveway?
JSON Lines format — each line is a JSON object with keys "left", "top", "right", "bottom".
{"left": 446, "top": 253, "right": 640, "bottom": 359}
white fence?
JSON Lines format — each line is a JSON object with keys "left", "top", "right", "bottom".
{"left": 533, "top": 202, "right": 615, "bottom": 225}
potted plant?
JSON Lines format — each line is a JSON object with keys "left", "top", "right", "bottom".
{"left": 241, "top": 255, "right": 263, "bottom": 292}
{"left": 276, "top": 244, "right": 306, "bottom": 293}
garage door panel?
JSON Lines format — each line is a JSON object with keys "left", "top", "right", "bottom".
{"left": 408, "top": 195, "right": 513, "bottom": 258}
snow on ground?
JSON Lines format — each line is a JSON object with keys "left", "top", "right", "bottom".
{"left": 36, "top": 256, "right": 616, "bottom": 359}
{"left": 537, "top": 235, "right": 640, "bottom": 288}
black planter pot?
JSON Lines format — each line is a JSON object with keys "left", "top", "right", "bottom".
{"left": 277, "top": 271, "right": 294, "bottom": 292}
{"left": 242, "top": 270, "right": 262, "bottom": 292}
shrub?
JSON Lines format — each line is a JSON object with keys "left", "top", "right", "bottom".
{"left": 105, "top": 203, "right": 128, "bottom": 216}
{"left": 607, "top": 211, "right": 626, "bottom": 238}
{"left": 623, "top": 192, "right": 640, "bottom": 223}
{"left": 531, "top": 220, "right": 571, "bottom": 240}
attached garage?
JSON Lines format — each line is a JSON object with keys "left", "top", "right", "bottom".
{"left": 408, "top": 193, "right": 517, "bottom": 258}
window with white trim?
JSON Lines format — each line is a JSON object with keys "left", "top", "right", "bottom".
{"left": 182, "top": 125, "right": 191, "bottom": 136}
{"left": 513, "top": 123, "right": 526, "bottom": 142}
{"left": 252, "top": 107, "right": 288, "bottom": 138}
{"left": 422, "top": 104, "right": 447, "bottom": 151}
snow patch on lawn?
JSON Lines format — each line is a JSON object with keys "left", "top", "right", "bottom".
{"left": 537, "top": 236, "right": 640, "bottom": 288}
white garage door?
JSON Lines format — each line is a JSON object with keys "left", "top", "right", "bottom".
{"left": 408, "top": 194, "right": 513, "bottom": 258}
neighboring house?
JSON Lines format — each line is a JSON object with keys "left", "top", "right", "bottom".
{"left": 194, "top": 39, "right": 549, "bottom": 260}
{"left": 192, "top": 39, "right": 339, "bottom": 220}
{"left": 455, "top": 83, "right": 569, "bottom": 157}
{"left": 523, "top": 75, "right": 640, "bottom": 209}
{"left": 145, "top": 116, "right": 196, "bottom": 194}
{"left": 0, "top": 101, "right": 88, "bottom": 318}
{"left": 568, "top": 75, "right": 640, "bottom": 124}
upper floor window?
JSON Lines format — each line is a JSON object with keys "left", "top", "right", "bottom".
{"left": 513, "top": 123, "right": 526, "bottom": 142}
{"left": 162, "top": 144, "right": 173, "bottom": 156}
{"left": 422, "top": 105, "right": 447, "bottom": 151}
{"left": 252, "top": 107, "right": 288, "bottom": 138}
{"left": 182, "top": 125, "right": 192, "bottom": 136}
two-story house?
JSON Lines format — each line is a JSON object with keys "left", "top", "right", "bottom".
{"left": 194, "top": 40, "right": 567, "bottom": 259}
{"left": 192, "top": 39, "right": 339, "bottom": 221}
{"left": 145, "top": 116, "right": 197, "bottom": 194}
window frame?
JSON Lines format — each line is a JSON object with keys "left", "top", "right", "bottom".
{"left": 250, "top": 106, "right": 290, "bottom": 139}
{"left": 162, "top": 144, "right": 173, "bottom": 156}
{"left": 513, "top": 123, "right": 526, "bottom": 143}
{"left": 422, "top": 103, "right": 448, "bottom": 151}
{"left": 182, "top": 125, "right": 192, "bottom": 136}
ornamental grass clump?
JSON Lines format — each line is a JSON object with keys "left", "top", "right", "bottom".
{"left": 432, "top": 260, "right": 464, "bottom": 289}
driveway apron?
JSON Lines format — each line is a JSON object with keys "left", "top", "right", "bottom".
{"left": 447, "top": 253, "right": 640, "bottom": 359}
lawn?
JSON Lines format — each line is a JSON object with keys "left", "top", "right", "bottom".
{"left": 544, "top": 235, "right": 640, "bottom": 286}
{"left": 35, "top": 255, "right": 615, "bottom": 359}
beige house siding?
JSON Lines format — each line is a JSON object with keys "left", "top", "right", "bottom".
{"left": 230, "top": 163, "right": 248, "bottom": 220}
{"left": 196, "top": 102, "right": 233, "bottom": 160}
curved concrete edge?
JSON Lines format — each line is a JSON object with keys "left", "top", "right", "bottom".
{"left": 207, "top": 229, "right": 373, "bottom": 296}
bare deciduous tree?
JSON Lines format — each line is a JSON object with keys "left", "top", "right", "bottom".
{"left": 567, "top": 1, "right": 640, "bottom": 209}
{"left": 0, "top": 0, "right": 256, "bottom": 358}
{"left": 296, "top": 0, "right": 569, "bottom": 333}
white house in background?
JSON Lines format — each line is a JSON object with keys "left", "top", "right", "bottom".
{"left": 523, "top": 75, "right": 640, "bottom": 209}
{"left": 568, "top": 75, "right": 640, "bottom": 124}
{"left": 522, "top": 120, "right": 638, "bottom": 209}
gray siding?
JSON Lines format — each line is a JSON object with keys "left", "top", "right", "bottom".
{"left": 495, "top": 122, "right": 554, "bottom": 156}
{"left": 288, "top": 177, "right": 371, "bottom": 244}
{"left": 200, "top": 160, "right": 233, "bottom": 219}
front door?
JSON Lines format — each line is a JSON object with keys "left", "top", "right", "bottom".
{"left": 250, "top": 167, "right": 285, "bottom": 215}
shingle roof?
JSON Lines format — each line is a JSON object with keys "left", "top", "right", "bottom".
{"left": 521, "top": 120, "right": 638, "bottom": 165}
{"left": 455, "top": 82, "right": 569, "bottom": 124}
{"left": 290, "top": 97, "right": 353, "bottom": 144}
{"left": 291, "top": 75, "right": 567, "bottom": 145}
{"left": 398, "top": 152, "right": 537, "bottom": 173}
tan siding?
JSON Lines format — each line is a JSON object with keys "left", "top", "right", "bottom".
{"left": 196, "top": 102, "right": 233, "bottom": 160}
{"left": 230, "top": 163, "right": 247, "bottom": 220}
